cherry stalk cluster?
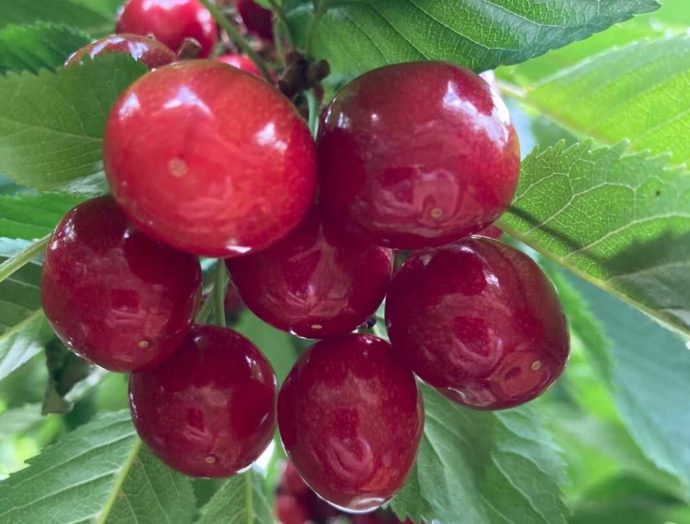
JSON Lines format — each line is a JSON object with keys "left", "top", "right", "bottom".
{"left": 39, "top": 0, "right": 570, "bottom": 519}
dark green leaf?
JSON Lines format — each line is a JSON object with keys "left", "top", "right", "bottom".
{"left": 0, "top": 411, "right": 196, "bottom": 523}
{"left": 0, "top": 0, "right": 113, "bottom": 37}
{"left": 42, "top": 340, "right": 93, "bottom": 415}
{"left": 0, "top": 54, "right": 147, "bottom": 194}
{"left": 499, "top": 141, "right": 690, "bottom": 337}
{"left": 0, "top": 23, "right": 90, "bottom": 74}
{"left": 286, "top": 0, "right": 659, "bottom": 78}
{"left": 198, "top": 470, "right": 273, "bottom": 524}
{"left": 391, "top": 385, "right": 567, "bottom": 524}
{"left": 0, "top": 192, "right": 81, "bottom": 239}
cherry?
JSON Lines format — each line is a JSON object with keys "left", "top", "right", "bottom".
{"left": 385, "top": 238, "right": 569, "bottom": 410}
{"left": 217, "top": 54, "right": 262, "bottom": 77}
{"left": 275, "top": 494, "right": 310, "bottom": 524}
{"left": 278, "top": 334, "right": 423, "bottom": 513}
{"left": 116, "top": 0, "right": 217, "bottom": 58}
{"left": 129, "top": 324, "right": 277, "bottom": 477}
{"left": 65, "top": 34, "right": 175, "bottom": 68}
{"left": 226, "top": 206, "right": 393, "bottom": 339}
{"left": 40, "top": 196, "right": 200, "bottom": 372}
{"left": 104, "top": 60, "right": 317, "bottom": 257}
{"left": 277, "top": 462, "right": 340, "bottom": 521}
{"left": 236, "top": 0, "right": 274, "bottom": 41}
{"left": 317, "top": 61, "right": 520, "bottom": 249}
{"left": 224, "top": 280, "right": 245, "bottom": 316}
{"left": 476, "top": 224, "right": 503, "bottom": 239}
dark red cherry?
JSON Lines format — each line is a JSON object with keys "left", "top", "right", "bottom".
{"left": 116, "top": 0, "right": 217, "bottom": 58}
{"left": 41, "top": 196, "right": 201, "bottom": 372}
{"left": 236, "top": 0, "right": 274, "bottom": 41}
{"left": 318, "top": 61, "right": 520, "bottom": 249}
{"left": 278, "top": 334, "right": 423, "bottom": 513}
{"left": 224, "top": 280, "right": 245, "bottom": 316}
{"left": 217, "top": 54, "right": 262, "bottom": 77}
{"left": 65, "top": 34, "right": 175, "bottom": 68}
{"left": 275, "top": 494, "right": 310, "bottom": 524}
{"left": 226, "top": 206, "right": 393, "bottom": 339}
{"left": 385, "top": 238, "right": 569, "bottom": 410}
{"left": 104, "top": 60, "right": 317, "bottom": 257}
{"left": 129, "top": 324, "right": 277, "bottom": 477}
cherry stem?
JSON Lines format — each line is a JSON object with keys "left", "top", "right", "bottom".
{"left": 0, "top": 235, "right": 49, "bottom": 285}
{"left": 304, "top": 89, "right": 319, "bottom": 137}
{"left": 196, "top": 293, "right": 215, "bottom": 323}
{"left": 266, "top": 0, "right": 292, "bottom": 45}
{"left": 176, "top": 38, "right": 202, "bottom": 60}
{"left": 198, "top": 0, "right": 273, "bottom": 83}
{"left": 495, "top": 79, "right": 526, "bottom": 99}
{"left": 214, "top": 260, "right": 227, "bottom": 328}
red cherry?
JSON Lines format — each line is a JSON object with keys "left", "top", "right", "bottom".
{"left": 65, "top": 34, "right": 175, "bottom": 68}
{"left": 129, "top": 324, "right": 277, "bottom": 477}
{"left": 236, "top": 0, "right": 274, "bottom": 41}
{"left": 115, "top": 0, "right": 217, "bottom": 58}
{"left": 40, "top": 196, "right": 201, "bottom": 372}
{"left": 227, "top": 206, "right": 393, "bottom": 339}
{"left": 275, "top": 494, "right": 310, "bottom": 524}
{"left": 278, "top": 334, "right": 423, "bottom": 513}
{"left": 217, "top": 54, "right": 262, "bottom": 77}
{"left": 281, "top": 462, "right": 311, "bottom": 497}
{"left": 104, "top": 60, "right": 317, "bottom": 257}
{"left": 385, "top": 238, "right": 569, "bottom": 410}
{"left": 224, "top": 280, "right": 245, "bottom": 316}
{"left": 318, "top": 62, "right": 520, "bottom": 249}
{"left": 475, "top": 224, "right": 503, "bottom": 239}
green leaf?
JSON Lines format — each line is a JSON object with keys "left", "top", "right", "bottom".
{"left": 0, "top": 53, "right": 147, "bottom": 194}
{"left": 0, "top": 192, "right": 81, "bottom": 239}
{"left": 234, "top": 311, "right": 300, "bottom": 384}
{"left": 42, "top": 339, "right": 93, "bottom": 415}
{"left": 499, "top": 141, "right": 690, "bottom": 337}
{"left": 0, "top": 403, "right": 43, "bottom": 438}
{"left": 198, "top": 470, "right": 273, "bottom": 524}
{"left": 567, "top": 275, "right": 690, "bottom": 496}
{"left": 526, "top": 36, "right": 690, "bottom": 166}
{"left": 0, "top": 23, "right": 91, "bottom": 74}
{"left": 391, "top": 385, "right": 566, "bottom": 524}
{"left": 499, "top": 0, "right": 689, "bottom": 84}
{"left": 0, "top": 239, "right": 52, "bottom": 382}
{"left": 286, "top": 0, "right": 659, "bottom": 78}
{"left": 0, "top": 411, "right": 196, "bottom": 524}
{"left": 0, "top": 0, "right": 113, "bottom": 37}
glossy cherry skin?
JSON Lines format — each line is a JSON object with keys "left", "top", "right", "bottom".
{"left": 278, "top": 334, "right": 423, "bottom": 513}
{"left": 226, "top": 206, "right": 393, "bottom": 339}
{"left": 104, "top": 60, "right": 317, "bottom": 257}
{"left": 129, "top": 324, "right": 277, "bottom": 477}
{"left": 386, "top": 238, "right": 569, "bottom": 410}
{"left": 236, "top": 0, "right": 273, "bottom": 41}
{"left": 318, "top": 61, "right": 520, "bottom": 249}
{"left": 41, "top": 196, "right": 201, "bottom": 372}
{"left": 115, "top": 0, "right": 217, "bottom": 57}
{"left": 476, "top": 224, "right": 503, "bottom": 239}
{"left": 217, "top": 54, "right": 261, "bottom": 77}
{"left": 275, "top": 495, "right": 310, "bottom": 524}
{"left": 65, "top": 34, "right": 175, "bottom": 68}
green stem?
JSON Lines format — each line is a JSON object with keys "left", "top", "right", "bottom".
{"left": 266, "top": 0, "right": 292, "bottom": 45}
{"left": 0, "top": 235, "right": 49, "bottom": 285}
{"left": 198, "top": 0, "right": 273, "bottom": 83}
{"left": 305, "top": 0, "right": 328, "bottom": 57}
{"left": 214, "top": 261, "right": 227, "bottom": 328}
{"left": 305, "top": 89, "right": 319, "bottom": 137}
{"left": 273, "top": 17, "right": 287, "bottom": 68}
{"left": 495, "top": 79, "right": 526, "bottom": 100}
{"left": 196, "top": 292, "right": 215, "bottom": 323}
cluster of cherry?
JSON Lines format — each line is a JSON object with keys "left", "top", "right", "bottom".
{"left": 39, "top": 0, "right": 569, "bottom": 519}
